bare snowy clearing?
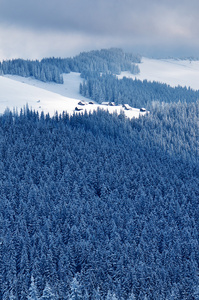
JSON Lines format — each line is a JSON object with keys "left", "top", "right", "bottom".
{"left": 118, "top": 58, "right": 199, "bottom": 90}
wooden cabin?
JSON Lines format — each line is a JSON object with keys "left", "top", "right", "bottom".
{"left": 75, "top": 107, "right": 83, "bottom": 111}
{"left": 78, "top": 101, "right": 86, "bottom": 106}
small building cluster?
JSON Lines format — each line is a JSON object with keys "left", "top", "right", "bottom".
{"left": 74, "top": 100, "right": 148, "bottom": 119}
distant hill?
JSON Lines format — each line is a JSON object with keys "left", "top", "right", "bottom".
{"left": 118, "top": 57, "right": 199, "bottom": 90}
{"left": 0, "top": 48, "right": 141, "bottom": 83}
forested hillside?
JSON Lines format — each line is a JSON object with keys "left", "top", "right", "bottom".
{"left": 79, "top": 72, "right": 199, "bottom": 109}
{"left": 0, "top": 102, "right": 198, "bottom": 299}
{"left": 0, "top": 48, "right": 140, "bottom": 83}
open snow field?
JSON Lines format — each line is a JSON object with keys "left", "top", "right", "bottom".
{"left": 0, "top": 72, "right": 146, "bottom": 118}
{"left": 5, "top": 73, "right": 89, "bottom": 100}
{"left": 118, "top": 58, "right": 199, "bottom": 90}
{"left": 0, "top": 74, "right": 81, "bottom": 116}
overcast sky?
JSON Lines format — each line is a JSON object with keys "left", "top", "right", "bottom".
{"left": 0, "top": 0, "right": 199, "bottom": 60}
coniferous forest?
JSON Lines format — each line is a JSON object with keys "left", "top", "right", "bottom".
{"left": 0, "top": 49, "right": 198, "bottom": 299}
{"left": 79, "top": 72, "right": 199, "bottom": 108}
{"left": 0, "top": 102, "right": 198, "bottom": 299}
{"left": 0, "top": 48, "right": 140, "bottom": 83}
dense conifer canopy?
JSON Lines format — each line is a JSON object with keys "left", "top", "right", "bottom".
{"left": 0, "top": 103, "right": 198, "bottom": 299}
{"left": 0, "top": 48, "right": 140, "bottom": 83}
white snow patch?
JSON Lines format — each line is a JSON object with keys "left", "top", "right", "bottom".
{"left": 0, "top": 75, "right": 81, "bottom": 116}
{"left": 117, "top": 58, "right": 199, "bottom": 90}
{"left": 5, "top": 72, "right": 89, "bottom": 101}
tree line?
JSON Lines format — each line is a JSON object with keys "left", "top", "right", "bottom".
{"left": 0, "top": 48, "right": 140, "bottom": 83}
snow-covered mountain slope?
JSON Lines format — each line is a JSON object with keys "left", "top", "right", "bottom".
{"left": 0, "top": 73, "right": 146, "bottom": 118}
{"left": 4, "top": 73, "right": 89, "bottom": 100}
{"left": 2, "top": 57, "right": 198, "bottom": 118}
{"left": 118, "top": 58, "right": 199, "bottom": 90}
{"left": 0, "top": 75, "right": 81, "bottom": 116}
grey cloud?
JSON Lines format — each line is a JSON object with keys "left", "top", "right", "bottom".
{"left": 1, "top": 0, "right": 198, "bottom": 35}
{"left": 0, "top": 0, "right": 199, "bottom": 59}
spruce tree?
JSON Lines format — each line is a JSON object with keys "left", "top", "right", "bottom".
{"left": 40, "top": 283, "right": 56, "bottom": 300}
{"left": 28, "top": 276, "right": 39, "bottom": 300}
{"left": 69, "top": 277, "right": 83, "bottom": 300}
